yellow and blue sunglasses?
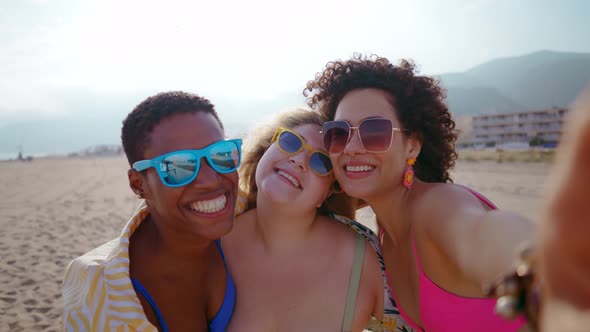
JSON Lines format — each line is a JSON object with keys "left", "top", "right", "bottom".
{"left": 271, "top": 127, "right": 333, "bottom": 176}
{"left": 133, "top": 139, "right": 242, "bottom": 187}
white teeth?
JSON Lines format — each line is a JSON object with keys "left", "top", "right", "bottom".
{"left": 346, "top": 165, "right": 375, "bottom": 172}
{"left": 189, "top": 195, "right": 227, "bottom": 213}
{"left": 277, "top": 170, "right": 301, "bottom": 188}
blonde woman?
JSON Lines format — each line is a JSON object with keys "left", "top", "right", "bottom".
{"left": 223, "top": 108, "right": 384, "bottom": 331}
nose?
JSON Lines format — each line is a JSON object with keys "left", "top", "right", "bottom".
{"left": 288, "top": 151, "right": 308, "bottom": 171}
{"left": 342, "top": 128, "right": 365, "bottom": 155}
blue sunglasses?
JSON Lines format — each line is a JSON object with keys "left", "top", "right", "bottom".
{"left": 132, "top": 139, "right": 242, "bottom": 187}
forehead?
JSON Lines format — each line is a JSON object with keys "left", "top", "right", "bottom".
{"left": 291, "top": 123, "right": 323, "bottom": 148}
{"left": 145, "top": 112, "right": 224, "bottom": 158}
{"left": 334, "top": 88, "right": 399, "bottom": 124}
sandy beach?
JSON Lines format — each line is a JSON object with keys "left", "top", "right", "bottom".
{"left": 0, "top": 156, "right": 551, "bottom": 331}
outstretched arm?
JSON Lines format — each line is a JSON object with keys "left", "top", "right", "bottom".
{"left": 417, "top": 187, "right": 535, "bottom": 292}
{"left": 539, "top": 86, "right": 590, "bottom": 330}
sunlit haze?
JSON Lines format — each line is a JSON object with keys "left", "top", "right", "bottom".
{"left": 1, "top": 0, "right": 589, "bottom": 156}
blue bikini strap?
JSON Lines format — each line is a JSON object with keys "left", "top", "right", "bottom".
{"left": 131, "top": 278, "right": 169, "bottom": 332}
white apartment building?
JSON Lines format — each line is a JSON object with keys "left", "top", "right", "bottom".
{"left": 471, "top": 108, "right": 569, "bottom": 146}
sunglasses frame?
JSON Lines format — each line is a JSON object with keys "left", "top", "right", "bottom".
{"left": 321, "top": 118, "right": 403, "bottom": 153}
{"left": 132, "top": 138, "right": 243, "bottom": 187}
{"left": 271, "top": 127, "right": 333, "bottom": 177}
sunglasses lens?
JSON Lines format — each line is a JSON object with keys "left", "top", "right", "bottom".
{"left": 322, "top": 121, "right": 350, "bottom": 153}
{"left": 278, "top": 131, "right": 303, "bottom": 153}
{"left": 359, "top": 118, "right": 393, "bottom": 152}
{"left": 208, "top": 140, "right": 241, "bottom": 173}
{"left": 309, "top": 152, "right": 333, "bottom": 176}
{"left": 160, "top": 152, "right": 198, "bottom": 186}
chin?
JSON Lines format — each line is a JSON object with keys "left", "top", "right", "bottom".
{"left": 341, "top": 185, "right": 374, "bottom": 201}
{"left": 198, "top": 217, "right": 235, "bottom": 240}
{"left": 215, "top": 217, "right": 236, "bottom": 237}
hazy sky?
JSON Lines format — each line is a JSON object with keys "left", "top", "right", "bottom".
{"left": 1, "top": 0, "right": 589, "bottom": 120}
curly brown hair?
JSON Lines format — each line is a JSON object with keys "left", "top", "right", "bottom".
{"left": 304, "top": 53, "right": 459, "bottom": 183}
{"left": 240, "top": 107, "right": 357, "bottom": 219}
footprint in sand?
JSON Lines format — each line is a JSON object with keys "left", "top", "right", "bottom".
{"left": 36, "top": 307, "right": 52, "bottom": 314}
{"left": 8, "top": 322, "right": 21, "bottom": 330}
{"left": 21, "top": 279, "right": 35, "bottom": 287}
{"left": 0, "top": 297, "right": 16, "bottom": 304}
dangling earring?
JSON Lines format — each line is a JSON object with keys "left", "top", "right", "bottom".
{"left": 135, "top": 192, "right": 144, "bottom": 199}
{"left": 403, "top": 158, "right": 416, "bottom": 190}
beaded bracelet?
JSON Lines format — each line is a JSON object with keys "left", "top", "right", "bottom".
{"left": 486, "top": 246, "right": 540, "bottom": 332}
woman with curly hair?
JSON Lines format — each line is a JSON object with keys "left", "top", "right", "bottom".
{"left": 304, "top": 54, "right": 531, "bottom": 332}
{"left": 221, "top": 108, "right": 384, "bottom": 331}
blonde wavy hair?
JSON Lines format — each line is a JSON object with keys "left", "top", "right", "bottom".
{"left": 239, "top": 107, "right": 357, "bottom": 219}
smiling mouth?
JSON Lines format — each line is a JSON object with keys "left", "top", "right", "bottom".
{"left": 345, "top": 165, "right": 375, "bottom": 172}
{"left": 188, "top": 194, "right": 227, "bottom": 214}
{"left": 276, "top": 169, "right": 302, "bottom": 188}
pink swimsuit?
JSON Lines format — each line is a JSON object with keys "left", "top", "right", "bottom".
{"left": 381, "top": 186, "right": 525, "bottom": 332}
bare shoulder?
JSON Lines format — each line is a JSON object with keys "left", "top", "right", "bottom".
{"left": 315, "top": 214, "right": 360, "bottom": 243}
{"left": 222, "top": 209, "right": 257, "bottom": 251}
{"left": 316, "top": 215, "right": 382, "bottom": 273}
{"left": 317, "top": 215, "right": 385, "bottom": 322}
{"left": 414, "top": 183, "right": 487, "bottom": 221}
{"left": 312, "top": 215, "right": 364, "bottom": 265}
{"left": 415, "top": 182, "right": 484, "bottom": 207}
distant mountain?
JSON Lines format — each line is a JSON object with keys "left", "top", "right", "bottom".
{"left": 2, "top": 50, "right": 589, "bottom": 157}
{"left": 438, "top": 50, "right": 590, "bottom": 115}
{"left": 0, "top": 90, "right": 306, "bottom": 158}
{"left": 444, "top": 86, "right": 527, "bottom": 115}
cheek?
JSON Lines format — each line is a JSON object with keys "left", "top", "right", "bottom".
{"left": 225, "top": 172, "right": 239, "bottom": 191}
{"left": 255, "top": 150, "right": 275, "bottom": 183}
{"left": 330, "top": 155, "right": 346, "bottom": 178}
{"left": 254, "top": 160, "right": 266, "bottom": 189}
{"left": 146, "top": 182, "right": 180, "bottom": 213}
{"left": 311, "top": 176, "right": 333, "bottom": 198}
{"left": 329, "top": 153, "right": 342, "bottom": 169}
{"left": 144, "top": 172, "right": 164, "bottom": 195}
